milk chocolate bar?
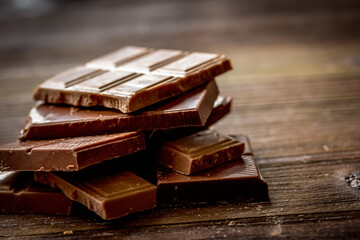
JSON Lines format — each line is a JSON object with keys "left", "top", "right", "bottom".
{"left": 34, "top": 165, "right": 157, "bottom": 220}
{"left": 0, "top": 132, "right": 146, "bottom": 171}
{"left": 33, "top": 46, "right": 231, "bottom": 113}
{"left": 157, "top": 129, "right": 245, "bottom": 175}
{"left": 0, "top": 172, "right": 73, "bottom": 214}
{"left": 20, "top": 81, "right": 219, "bottom": 140}
{"left": 156, "top": 134, "right": 268, "bottom": 205}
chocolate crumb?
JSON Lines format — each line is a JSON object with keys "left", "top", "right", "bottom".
{"left": 228, "top": 221, "right": 235, "bottom": 226}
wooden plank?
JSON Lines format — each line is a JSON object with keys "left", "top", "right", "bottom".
{"left": 224, "top": 41, "right": 360, "bottom": 81}
{"left": 220, "top": 75, "right": 360, "bottom": 105}
{"left": 13, "top": 212, "right": 360, "bottom": 239}
{"left": 0, "top": 151, "right": 359, "bottom": 237}
{"left": 214, "top": 74, "right": 360, "bottom": 157}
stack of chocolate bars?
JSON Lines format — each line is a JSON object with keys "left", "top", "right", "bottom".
{"left": 0, "top": 46, "right": 268, "bottom": 220}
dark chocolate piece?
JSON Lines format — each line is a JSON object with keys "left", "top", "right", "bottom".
{"left": 33, "top": 46, "right": 231, "bottom": 113}
{"left": 157, "top": 129, "right": 244, "bottom": 175}
{"left": 0, "top": 172, "right": 73, "bottom": 214}
{"left": 0, "top": 132, "right": 146, "bottom": 171}
{"left": 156, "top": 134, "right": 268, "bottom": 205}
{"left": 34, "top": 166, "right": 157, "bottom": 220}
{"left": 20, "top": 81, "right": 219, "bottom": 140}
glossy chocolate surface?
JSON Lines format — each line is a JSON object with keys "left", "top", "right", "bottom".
{"left": 0, "top": 132, "right": 146, "bottom": 171}
{"left": 156, "top": 134, "right": 268, "bottom": 205}
{"left": 34, "top": 161, "right": 157, "bottom": 220}
{"left": 21, "top": 81, "right": 219, "bottom": 140}
{"left": 0, "top": 172, "right": 73, "bottom": 214}
{"left": 204, "top": 96, "right": 232, "bottom": 127}
{"left": 157, "top": 129, "right": 245, "bottom": 175}
{"left": 150, "top": 95, "right": 232, "bottom": 141}
{"left": 34, "top": 46, "right": 231, "bottom": 113}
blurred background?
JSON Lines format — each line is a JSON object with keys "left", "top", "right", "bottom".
{"left": 0, "top": 0, "right": 359, "bottom": 156}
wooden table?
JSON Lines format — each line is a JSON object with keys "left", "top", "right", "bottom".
{"left": 1, "top": 0, "right": 359, "bottom": 238}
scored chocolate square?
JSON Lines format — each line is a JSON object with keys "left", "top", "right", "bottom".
{"left": 0, "top": 132, "right": 146, "bottom": 171}
{"left": 35, "top": 166, "right": 157, "bottom": 220}
{"left": 33, "top": 46, "right": 231, "bottom": 113}
{"left": 157, "top": 129, "right": 245, "bottom": 175}
{"left": 20, "top": 80, "right": 219, "bottom": 140}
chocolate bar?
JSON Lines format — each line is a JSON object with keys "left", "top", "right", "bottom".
{"left": 0, "top": 172, "right": 73, "bottom": 214}
{"left": 156, "top": 134, "right": 268, "bottom": 205}
{"left": 33, "top": 46, "right": 231, "bottom": 113}
{"left": 157, "top": 129, "right": 245, "bottom": 175}
{"left": 34, "top": 165, "right": 157, "bottom": 220}
{"left": 20, "top": 81, "right": 219, "bottom": 140}
{"left": 0, "top": 132, "right": 146, "bottom": 171}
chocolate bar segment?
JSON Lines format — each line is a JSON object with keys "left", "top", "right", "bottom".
{"left": 157, "top": 129, "right": 244, "bottom": 175}
{"left": 157, "top": 155, "right": 268, "bottom": 205}
{"left": 156, "top": 96, "right": 232, "bottom": 140}
{"left": 87, "top": 46, "right": 152, "bottom": 70}
{"left": 0, "top": 172, "right": 73, "bottom": 214}
{"left": 21, "top": 81, "right": 219, "bottom": 140}
{"left": 33, "top": 46, "right": 231, "bottom": 113}
{"left": 205, "top": 96, "right": 232, "bottom": 127}
{"left": 0, "top": 132, "right": 146, "bottom": 171}
{"left": 153, "top": 52, "right": 222, "bottom": 76}
{"left": 231, "top": 134, "right": 253, "bottom": 155}
{"left": 34, "top": 168, "right": 157, "bottom": 220}
{"left": 156, "top": 135, "right": 268, "bottom": 205}
{"left": 118, "top": 49, "right": 186, "bottom": 72}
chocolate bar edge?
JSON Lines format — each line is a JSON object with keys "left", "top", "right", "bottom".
{"left": 156, "top": 135, "right": 269, "bottom": 206}
{"left": 158, "top": 140, "right": 245, "bottom": 175}
{"left": 20, "top": 81, "right": 219, "bottom": 140}
{"left": 77, "top": 132, "right": 147, "bottom": 170}
{"left": 0, "top": 132, "right": 146, "bottom": 171}
{"left": 34, "top": 171, "right": 157, "bottom": 220}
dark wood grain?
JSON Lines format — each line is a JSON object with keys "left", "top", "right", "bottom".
{"left": 0, "top": 151, "right": 359, "bottom": 238}
{"left": 0, "top": 0, "right": 360, "bottom": 239}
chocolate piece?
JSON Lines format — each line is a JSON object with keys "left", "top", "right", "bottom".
{"left": 34, "top": 166, "right": 157, "bottom": 220}
{"left": 0, "top": 132, "right": 146, "bottom": 171}
{"left": 157, "top": 156, "right": 268, "bottom": 205}
{"left": 92, "top": 148, "right": 158, "bottom": 185}
{"left": 231, "top": 134, "right": 253, "bottom": 155}
{"left": 0, "top": 172, "right": 73, "bottom": 214}
{"left": 157, "top": 129, "right": 245, "bottom": 175}
{"left": 156, "top": 135, "right": 268, "bottom": 205}
{"left": 33, "top": 46, "right": 231, "bottom": 113}
{"left": 157, "top": 96, "right": 232, "bottom": 140}
{"left": 204, "top": 96, "right": 232, "bottom": 128}
{"left": 20, "top": 81, "right": 219, "bottom": 140}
